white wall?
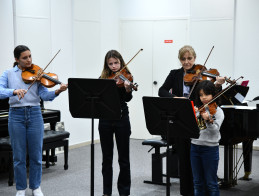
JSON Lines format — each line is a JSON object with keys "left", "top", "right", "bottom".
{"left": 0, "top": 0, "right": 14, "bottom": 73}
{"left": 46, "top": 0, "right": 74, "bottom": 143}
{"left": 234, "top": 0, "right": 259, "bottom": 101}
{"left": 119, "top": 0, "right": 190, "bottom": 19}
{"left": 1, "top": 0, "right": 259, "bottom": 146}
{"left": 14, "top": 0, "right": 52, "bottom": 64}
{"left": 190, "top": 0, "right": 235, "bottom": 85}
{"left": 101, "top": 0, "right": 120, "bottom": 57}
{"left": 0, "top": 0, "right": 120, "bottom": 146}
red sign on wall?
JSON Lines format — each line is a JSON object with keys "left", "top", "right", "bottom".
{"left": 164, "top": 40, "right": 173, "bottom": 43}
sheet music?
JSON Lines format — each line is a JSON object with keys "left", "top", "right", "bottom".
{"left": 234, "top": 93, "right": 245, "bottom": 103}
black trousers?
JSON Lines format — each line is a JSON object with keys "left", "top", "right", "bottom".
{"left": 99, "top": 116, "right": 131, "bottom": 195}
{"left": 174, "top": 137, "right": 194, "bottom": 196}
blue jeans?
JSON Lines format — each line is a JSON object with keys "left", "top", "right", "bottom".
{"left": 190, "top": 143, "right": 219, "bottom": 196}
{"left": 8, "top": 106, "right": 44, "bottom": 190}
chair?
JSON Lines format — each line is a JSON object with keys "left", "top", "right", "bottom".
{"left": 142, "top": 138, "right": 178, "bottom": 185}
{"left": 0, "top": 136, "right": 13, "bottom": 186}
{"left": 1, "top": 130, "right": 70, "bottom": 186}
{"left": 43, "top": 130, "right": 70, "bottom": 169}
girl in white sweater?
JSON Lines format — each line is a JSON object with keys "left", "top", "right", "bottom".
{"left": 191, "top": 80, "right": 224, "bottom": 196}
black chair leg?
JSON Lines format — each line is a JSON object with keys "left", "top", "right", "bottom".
{"left": 51, "top": 148, "right": 56, "bottom": 165}
{"left": 8, "top": 151, "right": 14, "bottom": 186}
{"left": 152, "top": 147, "right": 163, "bottom": 183}
{"left": 45, "top": 149, "right": 50, "bottom": 168}
{"left": 64, "top": 140, "right": 68, "bottom": 170}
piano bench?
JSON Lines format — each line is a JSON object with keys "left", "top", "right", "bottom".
{"left": 1, "top": 130, "right": 70, "bottom": 186}
{"left": 142, "top": 138, "right": 168, "bottom": 185}
{"left": 43, "top": 130, "right": 70, "bottom": 170}
{"left": 0, "top": 136, "right": 14, "bottom": 186}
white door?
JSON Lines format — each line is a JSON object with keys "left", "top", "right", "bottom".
{"left": 120, "top": 19, "right": 188, "bottom": 139}
{"left": 153, "top": 20, "right": 188, "bottom": 94}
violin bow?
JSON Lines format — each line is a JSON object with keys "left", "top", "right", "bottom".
{"left": 113, "top": 48, "right": 143, "bottom": 79}
{"left": 188, "top": 46, "right": 214, "bottom": 99}
{"left": 198, "top": 76, "right": 244, "bottom": 111}
{"left": 25, "top": 49, "right": 61, "bottom": 92}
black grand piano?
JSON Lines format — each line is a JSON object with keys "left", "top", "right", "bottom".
{"left": 0, "top": 98, "right": 60, "bottom": 137}
{"left": 219, "top": 85, "right": 259, "bottom": 187}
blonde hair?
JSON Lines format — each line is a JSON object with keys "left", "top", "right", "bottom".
{"left": 178, "top": 45, "right": 196, "bottom": 60}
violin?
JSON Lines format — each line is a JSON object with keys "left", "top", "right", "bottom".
{"left": 184, "top": 64, "right": 219, "bottom": 85}
{"left": 109, "top": 49, "right": 143, "bottom": 91}
{"left": 196, "top": 101, "right": 217, "bottom": 129}
{"left": 108, "top": 69, "right": 138, "bottom": 91}
{"left": 22, "top": 64, "right": 61, "bottom": 88}
{"left": 185, "top": 46, "right": 216, "bottom": 99}
{"left": 198, "top": 102, "right": 218, "bottom": 124}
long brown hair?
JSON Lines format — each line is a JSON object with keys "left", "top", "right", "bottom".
{"left": 100, "top": 50, "right": 130, "bottom": 79}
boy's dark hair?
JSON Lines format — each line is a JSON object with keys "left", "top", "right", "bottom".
{"left": 195, "top": 80, "right": 217, "bottom": 107}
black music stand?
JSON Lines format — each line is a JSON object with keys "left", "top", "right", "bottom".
{"left": 142, "top": 97, "right": 199, "bottom": 196}
{"left": 221, "top": 85, "right": 249, "bottom": 105}
{"left": 68, "top": 78, "right": 121, "bottom": 196}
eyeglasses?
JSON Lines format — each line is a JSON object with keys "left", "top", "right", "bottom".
{"left": 180, "top": 57, "right": 193, "bottom": 61}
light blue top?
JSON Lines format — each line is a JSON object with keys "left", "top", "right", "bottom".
{"left": 0, "top": 66, "right": 58, "bottom": 107}
{"left": 183, "top": 82, "right": 190, "bottom": 97}
{"left": 183, "top": 72, "right": 190, "bottom": 97}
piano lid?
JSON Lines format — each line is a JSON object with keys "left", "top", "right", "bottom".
{"left": 221, "top": 105, "right": 256, "bottom": 110}
{"left": 221, "top": 85, "right": 249, "bottom": 106}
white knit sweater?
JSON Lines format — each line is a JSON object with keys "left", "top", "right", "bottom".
{"left": 191, "top": 106, "right": 224, "bottom": 146}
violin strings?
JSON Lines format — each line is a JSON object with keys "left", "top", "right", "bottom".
{"left": 119, "top": 75, "right": 131, "bottom": 84}
{"left": 43, "top": 74, "right": 61, "bottom": 84}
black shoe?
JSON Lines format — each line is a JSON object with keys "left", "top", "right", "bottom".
{"left": 239, "top": 176, "right": 252, "bottom": 181}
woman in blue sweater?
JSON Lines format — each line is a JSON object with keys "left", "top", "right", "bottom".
{"left": 0, "top": 45, "right": 67, "bottom": 196}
